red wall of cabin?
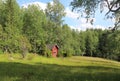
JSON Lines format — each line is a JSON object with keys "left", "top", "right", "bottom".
{"left": 51, "top": 46, "right": 58, "bottom": 57}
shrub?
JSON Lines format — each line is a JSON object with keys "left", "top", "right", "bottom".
{"left": 0, "top": 49, "right": 3, "bottom": 54}
{"left": 58, "top": 49, "right": 64, "bottom": 57}
{"left": 46, "top": 49, "right": 52, "bottom": 58}
{"left": 19, "top": 36, "right": 31, "bottom": 58}
{"left": 58, "top": 48, "right": 74, "bottom": 57}
{"left": 66, "top": 48, "right": 74, "bottom": 57}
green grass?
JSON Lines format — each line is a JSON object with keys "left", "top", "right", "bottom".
{"left": 0, "top": 54, "right": 120, "bottom": 81}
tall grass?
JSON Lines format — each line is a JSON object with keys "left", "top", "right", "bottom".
{"left": 0, "top": 54, "right": 120, "bottom": 81}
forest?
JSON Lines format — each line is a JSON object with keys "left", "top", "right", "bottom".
{"left": 0, "top": 0, "right": 120, "bottom": 61}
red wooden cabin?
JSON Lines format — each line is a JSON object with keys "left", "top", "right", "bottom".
{"left": 47, "top": 44, "right": 59, "bottom": 57}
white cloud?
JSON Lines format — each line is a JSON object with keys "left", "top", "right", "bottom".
{"left": 70, "top": 25, "right": 81, "bottom": 31}
{"left": 50, "top": 1, "right": 53, "bottom": 5}
{"left": 95, "top": 25, "right": 106, "bottom": 30}
{"left": 65, "top": 7, "right": 79, "bottom": 19}
{"left": 70, "top": 17, "right": 105, "bottom": 31}
{"left": 22, "top": 1, "right": 47, "bottom": 10}
{"left": 22, "top": 1, "right": 80, "bottom": 20}
{"left": 80, "top": 18, "right": 86, "bottom": 23}
{"left": 71, "top": 24, "right": 106, "bottom": 31}
{"left": 80, "top": 23, "right": 93, "bottom": 31}
{"left": 81, "top": 23, "right": 93, "bottom": 28}
{"left": 80, "top": 23, "right": 106, "bottom": 31}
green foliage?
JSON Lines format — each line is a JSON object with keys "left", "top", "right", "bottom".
{"left": 40, "top": 42, "right": 47, "bottom": 56}
{"left": 22, "top": 5, "right": 46, "bottom": 53}
{"left": 19, "top": 35, "right": 31, "bottom": 58}
{"left": 40, "top": 42, "right": 52, "bottom": 57}
{"left": 85, "top": 31, "right": 93, "bottom": 56}
{"left": 46, "top": 49, "right": 52, "bottom": 58}
{"left": 97, "top": 30, "right": 120, "bottom": 60}
{"left": 70, "top": 0, "right": 120, "bottom": 24}
{"left": 0, "top": 50, "right": 3, "bottom": 54}
{"left": 57, "top": 49, "right": 64, "bottom": 57}
{"left": 84, "top": 29, "right": 99, "bottom": 57}
{"left": 0, "top": 0, "right": 120, "bottom": 60}
{"left": 45, "top": 0, "right": 66, "bottom": 26}
{"left": 0, "top": 0, "right": 23, "bottom": 53}
{"left": 58, "top": 48, "right": 74, "bottom": 57}
{"left": 66, "top": 48, "right": 74, "bottom": 57}
{"left": 71, "top": 0, "right": 100, "bottom": 18}
{"left": 79, "top": 31, "right": 86, "bottom": 56}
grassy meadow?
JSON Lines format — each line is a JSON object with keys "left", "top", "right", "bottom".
{"left": 0, "top": 54, "right": 120, "bottom": 81}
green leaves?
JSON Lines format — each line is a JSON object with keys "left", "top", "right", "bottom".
{"left": 45, "top": 0, "right": 66, "bottom": 26}
{"left": 0, "top": 0, "right": 120, "bottom": 60}
{"left": 22, "top": 5, "right": 46, "bottom": 53}
{"left": 70, "top": 0, "right": 120, "bottom": 25}
{"left": 0, "top": 0, "right": 23, "bottom": 53}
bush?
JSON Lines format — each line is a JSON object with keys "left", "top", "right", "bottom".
{"left": 58, "top": 48, "right": 74, "bottom": 57}
{"left": 58, "top": 49, "right": 64, "bottom": 57}
{"left": 40, "top": 50, "right": 46, "bottom": 56}
{"left": 19, "top": 36, "right": 31, "bottom": 58}
{"left": 46, "top": 49, "right": 52, "bottom": 58}
{"left": 66, "top": 48, "right": 74, "bottom": 57}
{"left": 0, "top": 50, "right": 3, "bottom": 54}
{"left": 73, "top": 49, "right": 82, "bottom": 56}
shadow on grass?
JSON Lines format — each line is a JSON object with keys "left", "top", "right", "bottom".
{"left": 0, "top": 62, "right": 120, "bottom": 81}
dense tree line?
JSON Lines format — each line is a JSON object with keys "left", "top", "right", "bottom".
{"left": 0, "top": 0, "right": 120, "bottom": 61}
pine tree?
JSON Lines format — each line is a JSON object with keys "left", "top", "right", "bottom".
{"left": 3, "top": 0, "right": 23, "bottom": 53}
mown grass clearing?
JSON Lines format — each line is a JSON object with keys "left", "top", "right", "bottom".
{"left": 0, "top": 54, "right": 120, "bottom": 81}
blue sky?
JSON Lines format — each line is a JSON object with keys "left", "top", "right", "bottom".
{"left": 17, "top": 0, "right": 115, "bottom": 31}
